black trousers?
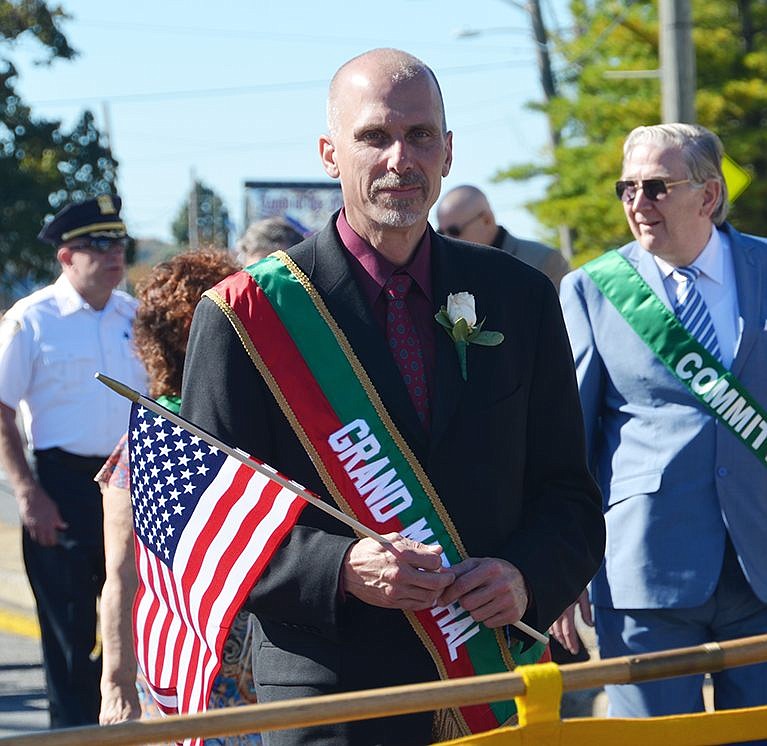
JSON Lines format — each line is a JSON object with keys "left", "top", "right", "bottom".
{"left": 24, "top": 448, "right": 108, "bottom": 728}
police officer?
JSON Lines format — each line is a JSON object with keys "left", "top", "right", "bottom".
{"left": 0, "top": 195, "right": 147, "bottom": 727}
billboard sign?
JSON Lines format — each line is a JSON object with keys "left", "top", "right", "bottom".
{"left": 243, "top": 180, "right": 344, "bottom": 236}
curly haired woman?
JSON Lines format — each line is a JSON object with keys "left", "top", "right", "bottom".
{"left": 96, "top": 249, "right": 261, "bottom": 744}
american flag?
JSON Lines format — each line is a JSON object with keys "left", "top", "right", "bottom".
{"left": 128, "top": 402, "right": 305, "bottom": 741}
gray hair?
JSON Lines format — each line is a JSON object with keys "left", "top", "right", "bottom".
{"left": 623, "top": 123, "right": 729, "bottom": 224}
{"left": 326, "top": 48, "right": 447, "bottom": 137}
{"left": 235, "top": 217, "right": 304, "bottom": 265}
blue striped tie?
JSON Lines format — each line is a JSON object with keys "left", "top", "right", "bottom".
{"left": 674, "top": 266, "right": 721, "bottom": 361}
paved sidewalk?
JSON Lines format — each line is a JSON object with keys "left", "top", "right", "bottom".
{"left": 0, "top": 469, "right": 40, "bottom": 639}
{"left": 0, "top": 631, "right": 47, "bottom": 737}
{"left": 0, "top": 471, "right": 47, "bottom": 736}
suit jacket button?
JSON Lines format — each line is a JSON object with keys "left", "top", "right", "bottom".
{"left": 717, "top": 466, "right": 728, "bottom": 477}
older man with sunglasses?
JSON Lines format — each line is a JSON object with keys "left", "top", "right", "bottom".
{"left": 0, "top": 195, "right": 147, "bottom": 728}
{"left": 557, "top": 123, "right": 767, "bottom": 726}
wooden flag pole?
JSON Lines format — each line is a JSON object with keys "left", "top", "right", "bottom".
{"left": 96, "top": 373, "right": 548, "bottom": 645}
{"left": 4, "top": 634, "right": 767, "bottom": 746}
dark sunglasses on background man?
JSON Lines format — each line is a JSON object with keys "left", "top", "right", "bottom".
{"left": 439, "top": 211, "right": 485, "bottom": 237}
{"left": 615, "top": 178, "right": 692, "bottom": 203}
{"left": 66, "top": 237, "right": 130, "bottom": 253}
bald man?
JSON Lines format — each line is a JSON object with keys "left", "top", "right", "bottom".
{"left": 437, "top": 185, "right": 570, "bottom": 290}
{"left": 182, "top": 48, "right": 602, "bottom": 746}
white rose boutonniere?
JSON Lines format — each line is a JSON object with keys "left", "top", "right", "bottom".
{"left": 435, "top": 292, "right": 504, "bottom": 381}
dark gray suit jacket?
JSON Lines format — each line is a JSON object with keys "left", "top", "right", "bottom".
{"left": 181, "top": 217, "right": 603, "bottom": 745}
{"left": 494, "top": 227, "right": 570, "bottom": 291}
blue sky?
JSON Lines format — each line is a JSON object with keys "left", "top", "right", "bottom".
{"left": 12, "top": 0, "right": 570, "bottom": 244}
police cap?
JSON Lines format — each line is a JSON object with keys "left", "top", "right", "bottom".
{"left": 38, "top": 195, "right": 128, "bottom": 246}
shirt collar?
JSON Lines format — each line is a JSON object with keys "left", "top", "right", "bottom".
{"left": 53, "top": 273, "right": 125, "bottom": 316}
{"left": 653, "top": 227, "right": 725, "bottom": 286}
{"left": 53, "top": 274, "right": 91, "bottom": 316}
{"left": 336, "top": 208, "right": 433, "bottom": 301}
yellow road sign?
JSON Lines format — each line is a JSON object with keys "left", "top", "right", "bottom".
{"left": 722, "top": 154, "right": 752, "bottom": 202}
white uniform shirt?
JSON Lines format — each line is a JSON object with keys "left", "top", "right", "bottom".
{"left": 0, "top": 274, "right": 148, "bottom": 456}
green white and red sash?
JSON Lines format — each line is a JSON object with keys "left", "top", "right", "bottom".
{"left": 584, "top": 251, "right": 767, "bottom": 469}
{"left": 203, "top": 251, "right": 548, "bottom": 736}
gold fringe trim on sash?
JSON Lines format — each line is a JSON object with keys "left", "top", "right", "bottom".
{"left": 432, "top": 707, "right": 467, "bottom": 743}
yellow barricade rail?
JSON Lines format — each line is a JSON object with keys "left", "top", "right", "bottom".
{"left": 3, "top": 634, "right": 767, "bottom": 745}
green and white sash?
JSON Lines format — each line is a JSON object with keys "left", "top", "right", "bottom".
{"left": 584, "top": 251, "right": 767, "bottom": 467}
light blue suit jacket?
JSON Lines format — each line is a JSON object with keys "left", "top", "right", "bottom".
{"left": 560, "top": 224, "right": 767, "bottom": 609}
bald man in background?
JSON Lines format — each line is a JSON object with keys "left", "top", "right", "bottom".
{"left": 437, "top": 185, "right": 570, "bottom": 290}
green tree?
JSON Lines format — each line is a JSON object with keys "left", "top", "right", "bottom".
{"left": 0, "top": 1, "right": 119, "bottom": 301}
{"left": 497, "top": 0, "right": 767, "bottom": 265}
{"left": 171, "top": 180, "right": 231, "bottom": 248}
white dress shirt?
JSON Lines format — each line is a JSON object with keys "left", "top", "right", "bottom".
{"left": 0, "top": 274, "right": 148, "bottom": 455}
{"left": 654, "top": 227, "right": 741, "bottom": 369}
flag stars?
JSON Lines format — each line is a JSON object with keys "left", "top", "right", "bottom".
{"left": 129, "top": 403, "right": 230, "bottom": 567}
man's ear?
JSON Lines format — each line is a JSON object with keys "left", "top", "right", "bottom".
{"left": 442, "top": 130, "right": 454, "bottom": 178}
{"left": 319, "top": 134, "right": 340, "bottom": 179}
{"left": 700, "top": 179, "right": 721, "bottom": 219}
{"left": 57, "top": 246, "right": 73, "bottom": 268}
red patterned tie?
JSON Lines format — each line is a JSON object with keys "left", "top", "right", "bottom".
{"left": 384, "top": 273, "right": 430, "bottom": 428}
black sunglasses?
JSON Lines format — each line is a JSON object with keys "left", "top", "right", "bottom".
{"left": 67, "top": 237, "right": 129, "bottom": 253}
{"left": 439, "top": 211, "right": 484, "bottom": 237}
{"left": 615, "top": 178, "right": 692, "bottom": 203}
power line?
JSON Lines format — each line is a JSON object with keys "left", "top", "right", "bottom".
{"left": 28, "top": 59, "right": 537, "bottom": 106}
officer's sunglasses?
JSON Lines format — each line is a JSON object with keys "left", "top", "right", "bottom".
{"left": 615, "top": 178, "right": 692, "bottom": 203}
{"left": 439, "top": 211, "right": 485, "bottom": 237}
{"left": 67, "top": 237, "right": 129, "bottom": 253}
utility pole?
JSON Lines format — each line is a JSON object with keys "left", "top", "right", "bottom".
{"left": 100, "top": 101, "right": 120, "bottom": 195}
{"left": 188, "top": 168, "right": 199, "bottom": 250}
{"left": 659, "top": 0, "right": 696, "bottom": 123}
{"left": 525, "top": 0, "right": 571, "bottom": 259}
